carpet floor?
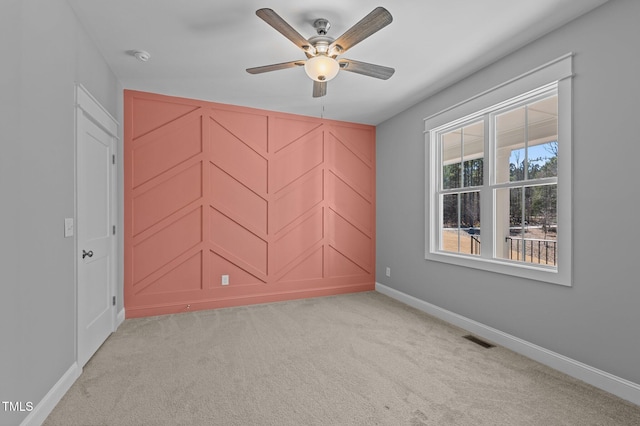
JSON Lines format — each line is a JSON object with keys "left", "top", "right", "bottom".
{"left": 44, "top": 291, "right": 640, "bottom": 425}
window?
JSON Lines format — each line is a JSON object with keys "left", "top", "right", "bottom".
{"left": 425, "top": 54, "right": 572, "bottom": 286}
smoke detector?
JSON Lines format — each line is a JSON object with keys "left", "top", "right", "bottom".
{"left": 131, "top": 50, "right": 150, "bottom": 62}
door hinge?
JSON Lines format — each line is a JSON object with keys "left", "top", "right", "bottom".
{"left": 112, "top": 154, "right": 116, "bottom": 164}
{"left": 112, "top": 296, "right": 116, "bottom": 306}
{"left": 112, "top": 225, "right": 116, "bottom": 235}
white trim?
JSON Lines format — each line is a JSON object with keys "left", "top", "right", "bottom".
{"left": 117, "top": 308, "right": 126, "bottom": 328}
{"left": 74, "top": 83, "right": 119, "bottom": 367}
{"left": 75, "top": 84, "right": 118, "bottom": 137}
{"left": 424, "top": 53, "right": 574, "bottom": 127}
{"left": 19, "top": 363, "right": 81, "bottom": 426}
{"left": 424, "top": 58, "right": 573, "bottom": 286}
{"left": 375, "top": 282, "right": 640, "bottom": 407}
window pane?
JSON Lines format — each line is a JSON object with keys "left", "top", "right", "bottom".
{"left": 441, "top": 192, "right": 480, "bottom": 256}
{"left": 528, "top": 95, "right": 558, "bottom": 179}
{"left": 463, "top": 121, "right": 484, "bottom": 188}
{"left": 441, "top": 193, "right": 459, "bottom": 252}
{"left": 496, "top": 107, "right": 525, "bottom": 184}
{"left": 527, "top": 96, "right": 558, "bottom": 179}
{"left": 528, "top": 140, "right": 558, "bottom": 179}
{"left": 461, "top": 191, "right": 481, "bottom": 256}
{"left": 495, "top": 95, "right": 558, "bottom": 184}
{"left": 495, "top": 185, "right": 557, "bottom": 265}
{"left": 442, "top": 121, "right": 484, "bottom": 189}
{"left": 442, "top": 131, "right": 461, "bottom": 189}
{"left": 460, "top": 191, "right": 481, "bottom": 230}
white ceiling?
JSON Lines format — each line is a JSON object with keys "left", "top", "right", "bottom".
{"left": 67, "top": 0, "right": 608, "bottom": 125}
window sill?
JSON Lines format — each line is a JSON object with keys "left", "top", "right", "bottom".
{"left": 425, "top": 250, "right": 570, "bottom": 287}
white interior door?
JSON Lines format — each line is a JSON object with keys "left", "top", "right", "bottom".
{"left": 76, "top": 85, "right": 117, "bottom": 367}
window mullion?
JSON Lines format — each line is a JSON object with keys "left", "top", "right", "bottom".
{"left": 460, "top": 129, "right": 465, "bottom": 190}
{"left": 524, "top": 105, "right": 529, "bottom": 181}
{"left": 520, "top": 186, "right": 526, "bottom": 261}
{"left": 457, "top": 130, "right": 463, "bottom": 252}
{"left": 481, "top": 114, "right": 493, "bottom": 259}
{"left": 492, "top": 177, "right": 557, "bottom": 190}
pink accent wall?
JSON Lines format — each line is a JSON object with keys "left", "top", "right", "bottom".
{"left": 124, "top": 90, "right": 375, "bottom": 318}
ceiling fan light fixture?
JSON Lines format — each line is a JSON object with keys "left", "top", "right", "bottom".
{"left": 304, "top": 55, "right": 339, "bottom": 82}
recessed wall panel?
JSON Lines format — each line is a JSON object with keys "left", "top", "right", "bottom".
{"left": 131, "top": 97, "right": 199, "bottom": 139}
{"left": 270, "top": 116, "right": 322, "bottom": 153}
{"left": 137, "top": 252, "right": 203, "bottom": 296}
{"left": 272, "top": 208, "right": 324, "bottom": 274}
{"left": 210, "top": 208, "right": 267, "bottom": 275}
{"left": 132, "top": 207, "right": 202, "bottom": 284}
{"left": 132, "top": 115, "right": 203, "bottom": 188}
{"left": 328, "top": 210, "right": 372, "bottom": 273}
{"left": 329, "top": 134, "right": 372, "bottom": 199}
{"left": 211, "top": 108, "right": 268, "bottom": 154}
{"left": 330, "top": 126, "right": 375, "bottom": 162}
{"left": 271, "top": 170, "right": 323, "bottom": 234}
{"left": 211, "top": 165, "right": 267, "bottom": 235}
{"left": 210, "top": 117, "right": 267, "bottom": 195}
{"left": 210, "top": 252, "right": 266, "bottom": 287}
{"left": 328, "top": 247, "right": 368, "bottom": 278}
{"left": 271, "top": 131, "right": 323, "bottom": 193}
{"left": 133, "top": 163, "right": 202, "bottom": 235}
{"left": 280, "top": 247, "right": 324, "bottom": 282}
{"left": 327, "top": 172, "right": 372, "bottom": 235}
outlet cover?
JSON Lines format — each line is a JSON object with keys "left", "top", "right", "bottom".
{"left": 64, "top": 218, "right": 74, "bottom": 238}
{"left": 221, "top": 274, "right": 229, "bottom": 286}
{"left": 385, "top": 267, "right": 391, "bottom": 277}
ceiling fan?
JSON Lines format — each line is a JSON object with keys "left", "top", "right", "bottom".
{"left": 246, "top": 7, "right": 395, "bottom": 98}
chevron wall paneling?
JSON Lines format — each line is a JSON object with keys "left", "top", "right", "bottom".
{"left": 124, "top": 91, "right": 375, "bottom": 318}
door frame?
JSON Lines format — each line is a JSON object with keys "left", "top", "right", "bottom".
{"left": 74, "top": 83, "right": 119, "bottom": 365}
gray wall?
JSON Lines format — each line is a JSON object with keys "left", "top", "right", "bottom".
{"left": 0, "top": 1, "right": 120, "bottom": 424}
{"left": 0, "top": 0, "right": 637, "bottom": 424}
{"left": 376, "top": 0, "right": 640, "bottom": 385}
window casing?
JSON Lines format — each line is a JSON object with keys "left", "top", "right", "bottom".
{"left": 425, "top": 54, "right": 572, "bottom": 286}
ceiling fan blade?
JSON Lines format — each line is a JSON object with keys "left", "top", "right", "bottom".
{"left": 329, "top": 7, "right": 392, "bottom": 54}
{"left": 338, "top": 59, "right": 395, "bottom": 80}
{"left": 256, "top": 9, "right": 317, "bottom": 56}
{"left": 313, "top": 81, "right": 327, "bottom": 98}
{"left": 246, "top": 60, "right": 305, "bottom": 74}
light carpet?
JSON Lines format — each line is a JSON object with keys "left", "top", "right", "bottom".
{"left": 44, "top": 291, "right": 640, "bottom": 425}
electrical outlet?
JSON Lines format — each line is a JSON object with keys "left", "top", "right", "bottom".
{"left": 385, "top": 267, "right": 391, "bottom": 277}
{"left": 221, "top": 274, "right": 229, "bottom": 286}
{"left": 64, "top": 218, "right": 74, "bottom": 238}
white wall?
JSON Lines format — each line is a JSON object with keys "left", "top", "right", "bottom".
{"left": 0, "top": 1, "right": 120, "bottom": 424}
{"left": 377, "top": 0, "right": 640, "bottom": 388}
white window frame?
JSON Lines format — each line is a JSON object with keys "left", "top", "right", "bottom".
{"left": 425, "top": 53, "right": 573, "bottom": 286}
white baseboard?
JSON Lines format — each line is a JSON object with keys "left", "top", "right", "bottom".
{"left": 20, "top": 309, "right": 124, "bottom": 426}
{"left": 375, "top": 282, "right": 640, "bottom": 406}
{"left": 116, "top": 308, "right": 125, "bottom": 328}
{"left": 21, "top": 309, "right": 125, "bottom": 426}
{"left": 20, "top": 362, "right": 81, "bottom": 426}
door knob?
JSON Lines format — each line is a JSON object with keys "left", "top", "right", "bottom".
{"left": 82, "top": 250, "right": 94, "bottom": 259}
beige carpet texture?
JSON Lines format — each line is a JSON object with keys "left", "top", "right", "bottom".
{"left": 45, "top": 291, "right": 640, "bottom": 425}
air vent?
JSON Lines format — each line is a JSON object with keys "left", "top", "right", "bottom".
{"left": 463, "top": 335, "right": 495, "bottom": 349}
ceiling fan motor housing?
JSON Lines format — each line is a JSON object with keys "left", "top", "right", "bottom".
{"left": 313, "top": 18, "right": 330, "bottom": 35}
{"left": 308, "top": 36, "right": 333, "bottom": 55}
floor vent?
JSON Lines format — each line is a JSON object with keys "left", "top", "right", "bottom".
{"left": 463, "top": 335, "right": 495, "bottom": 349}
